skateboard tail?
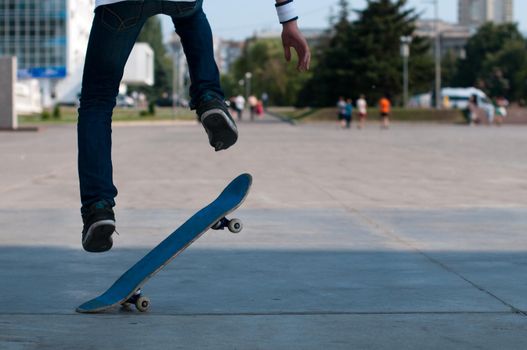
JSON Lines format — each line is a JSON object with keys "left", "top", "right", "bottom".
{"left": 76, "top": 298, "right": 112, "bottom": 313}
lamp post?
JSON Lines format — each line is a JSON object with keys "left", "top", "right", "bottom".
{"left": 400, "top": 36, "right": 412, "bottom": 107}
{"left": 169, "top": 36, "right": 184, "bottom": 117}
{"left": 172, "top": 44, "right": 181, "bottom": 116}
{"left": 423, "top": 0, "right": 442, "bottom": 109}
{"left": 433, "top": 0, "right": 441, "bottom": 109}
{"left": 244, "top": 72, "right": 252, "bottom": 100}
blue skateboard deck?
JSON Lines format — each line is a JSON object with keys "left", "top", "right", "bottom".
{"left": 76, "top": 173, "right": 252, "bottom": 313}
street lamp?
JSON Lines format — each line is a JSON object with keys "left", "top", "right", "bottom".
{"left": 400, "top": 36, "right": 412, "bottom": 107}
{"left": 172, "top": 42, "right": 182, "bottom": 116}
{"left": 433, "top": 0, "right": 441, "bottom": 109}
{"left": 245, "top": 72, "right": 252, "bottom": 100}
{"left": 423, "top": 0, "right": 442, "bottom": 109}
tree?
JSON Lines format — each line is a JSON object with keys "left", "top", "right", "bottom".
{"left": 484, "top": 40, "right": 527, "bottom": 100}
{"left": 454, "top": 23, "right": 524, "bottom": 89}
{"left": 441, "top": 51, "right": 459, "bottom": 88}
{"left": 453, "top": 23, "right": 527, "bottom": 101}
{"left": 299, "top": 0, "right": 433, "bottom": 106}
{"left": 297, "top": 0, "right": 353, "bottom": 106}
{"left": 131, "top": 16, "right": 173, "bottom": 100}
{"left": 225, "top": 38, "right": 313, "bottom": 106}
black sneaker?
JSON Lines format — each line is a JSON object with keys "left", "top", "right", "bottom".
{"left": 81, "top": 200, "right": 115, "bottom": 253}
{"left": 197, "top": 96, "right": 238, "bottom": 151}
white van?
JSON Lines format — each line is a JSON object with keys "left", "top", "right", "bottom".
{"left": 441, "top": 87, "right": 494, "bottom": 113}
{"left": 410, "top": 87, "right": 494, "bottom": 114}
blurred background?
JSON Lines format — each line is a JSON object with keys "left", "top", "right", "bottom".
{"left": 0, "top": 0, "right": 526, "bottom": 125}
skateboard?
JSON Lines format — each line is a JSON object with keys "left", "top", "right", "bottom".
{"left": 76, "top": 173, "right": 252, "bottom": 313}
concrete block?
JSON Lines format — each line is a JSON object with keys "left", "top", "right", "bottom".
{"left": 0, "top": 56, "right": 17, "bottom": 130}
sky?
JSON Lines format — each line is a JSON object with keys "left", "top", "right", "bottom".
{"left": 161, "top": 0, "right": 527, "bottom": 41}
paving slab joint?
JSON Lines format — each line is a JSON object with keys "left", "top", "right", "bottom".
{"left": 301, "top": 176, "right": 527, "bottom": 317}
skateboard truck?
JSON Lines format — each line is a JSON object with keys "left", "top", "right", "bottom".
{"left": 212, "top": 217, "right": 243, "bottom": 233}
{"left": 124, "top": 289, "right": 151, "bottom": 312}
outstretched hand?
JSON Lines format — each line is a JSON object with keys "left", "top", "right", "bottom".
{"left": 281, "top": 21, "right": 311, "bottom": 72}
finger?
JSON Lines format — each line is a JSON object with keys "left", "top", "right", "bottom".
{"left": 293, "top": 45, "right": 303, "bottom": 71}
{"left": 304, "top": 49, "right": 311, "bottom": 70}
{"left": 296, "top": 51, "right": 304, "bottom": 71}
{"left": 284, "top": 45, "right": 292, "bottom": 62}
{"left": 296, "top": 45, "right": 309, "bottom": 71}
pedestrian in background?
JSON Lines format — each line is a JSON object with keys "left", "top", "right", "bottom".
{"left": 379, "top": 94, "right": 392, "bottom": 129}
{"left": 261, "top": 92, "right": 269, "bottom": 111}
{"left": 495, "top": 96, "right": 509, "bottom": 126}
{"left": 256, "top": 99, "right": 265, "bottom": 118}
{"left": 344, "top": 98, "right": 353, "bottom": 129}
{"left": 248, "top": 95, "right": 258, "bottom": 121}
{"left": 468, "top": 94, "right": 479, "bottom": 126}
{"left": 235, "top": 94, "right": 246, "bottom": 121}
{"left": 337, "top": 96, "right": 347, "bottom": 128}
{"left": 485, "top": 103, "right": 495, "bottom": 126}
{"left": 357, "top": 94, "right": 367, "bottom": 129}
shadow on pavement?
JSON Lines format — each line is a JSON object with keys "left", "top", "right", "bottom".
{"left": 1, "top": 246, "right": 527, "bottom": 349}
{"left": 1, "top": 246, "right": 526, "bottom": 315}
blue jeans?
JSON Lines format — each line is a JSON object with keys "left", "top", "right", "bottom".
{"left": 78, "top": 0, "right": 223, "bottom": 213}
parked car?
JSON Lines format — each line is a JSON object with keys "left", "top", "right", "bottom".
{"left": 116, "top": 94, "right": 135, "bottom": 108}
{"left": 155, "top": 96, "right": 189, "bottom": 108}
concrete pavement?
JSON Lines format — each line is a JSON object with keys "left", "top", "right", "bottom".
{"left": 1, "top": 118, "right": 526, "bottom": 349}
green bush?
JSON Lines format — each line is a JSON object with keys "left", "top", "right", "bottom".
{"left": 52, "top": 105, "right": 61, "bottom": 119}
{"left": 148, "top": 102, "right": 156, "bottom": 116}
{"left": 41, "top": 111, "right": 51, "bottom": 120}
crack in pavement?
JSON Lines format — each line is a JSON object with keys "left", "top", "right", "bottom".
{"left": 299, "top": 176, "right": 527, "bottom": 317}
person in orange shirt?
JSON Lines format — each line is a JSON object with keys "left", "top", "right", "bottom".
{"left": 379, "top": 94, "right": 392, "bottom": 129}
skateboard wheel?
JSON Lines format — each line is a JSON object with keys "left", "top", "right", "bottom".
{"left": 228, "top": 219, "right": 243, "bottom": 234}
{"left": 135, "top": 296, "right": 150, "bottom": 312}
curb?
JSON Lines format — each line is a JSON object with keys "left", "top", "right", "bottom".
{"left": 265, "top": 111, "right": 297, "bottom": 125}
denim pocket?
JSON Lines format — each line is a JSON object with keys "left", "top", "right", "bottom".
{"left": 163, "top": 0, "right": 203, "bottom": 19}
{"left": 100, "top": 2, "right": 144, "bottom": 31}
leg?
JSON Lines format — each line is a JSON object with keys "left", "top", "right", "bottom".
{"left": 168, "top": 5, "right": 237, "bottom": 151}
{"left": 171, "top": 8, "right": 223, "bottom": 108}
{"left": 78, "top": 4, "right": 145, "bottom": 212}
{"left": 339, "top": 115, "right": 346, "bottom": 128}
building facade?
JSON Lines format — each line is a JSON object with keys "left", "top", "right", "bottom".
{"left": 415, "top": 20, "right": 472, "bottom": 58}
{"left": 0, "top": 0, "right": 94, "bottom": 106}
{"left": 458, "top": 0, "right": 514, "bottom": 29}
{"left": 168, "top": 34, "right": 245, "bottom": 105}
{"left": 215, "top": 39, "right": 244, "bottom": 74}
